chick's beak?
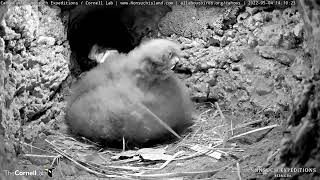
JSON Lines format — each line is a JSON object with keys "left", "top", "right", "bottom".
{"left": 170, "top": 55, "right": 180, "bottom": 70}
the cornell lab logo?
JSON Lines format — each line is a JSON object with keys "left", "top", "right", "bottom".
{"left": 43, "top": 165, "right": 54, "bottom": 177}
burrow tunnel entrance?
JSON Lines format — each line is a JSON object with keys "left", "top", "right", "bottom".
{"left": 67, "top": 5, "right": 171, "bottom": 73}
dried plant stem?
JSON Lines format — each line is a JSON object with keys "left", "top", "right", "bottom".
{"left": 137, "top": 102, "right": 181, "bottom": 139}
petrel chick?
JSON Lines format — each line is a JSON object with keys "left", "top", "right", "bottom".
{"left": 65, "top": 39, "right": 193, "bottom": 147}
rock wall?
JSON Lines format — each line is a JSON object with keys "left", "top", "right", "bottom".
{"left": 159, "top": 5, "right": 240, "bottom": 39}
{"left": 277, "top": 0, "right": 320, "bottom": 179}
{"left": 0, "top": 0, "right": 70, "bottom": 146}
{"left": 159, "top": 5, "right": 306, "bottom": 117}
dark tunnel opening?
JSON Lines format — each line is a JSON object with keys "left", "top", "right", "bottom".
{"left": 67, "top": 6, "right": 137, "bottom": 73}
{"left": 66, "top": 3, "right": 173, "bottom": 74}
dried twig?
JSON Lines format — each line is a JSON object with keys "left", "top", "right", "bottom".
{"left": 21, "top": 142, "right": 56, "bottom": 155}
{"left": 57, "top": 157, "right": 65, "bottom": 178}
{"left": 174, "top": 149, "right": 211, "bottom": 161}
{"left": 103, "top": 152, "right": 183, "bottom": 172}
{"left": 215, "top": 102, "right": 225, "bottom": 121}
{"left": 192, "top": 126, "right": 203, "bottom": 138}
{"left": 122, "top": 137, "right": 125, "bottom": 152}
{"left": 137, "top": 102, "right": 181, "bottom": 139}
{"left": 45, "top": 139, "right": 133, "bottom": 179}
{"left": 172, "top": 133, "right": 191, "bottom": 151}
{"left": 128, "top": 161, "right": 236, "bottom": 179}
{"left": 23, "top": 154, "right": 60, "bottom": 158}
{"left": 145, "top": 151, "right": 184, "bottom": 170}
{"left": 192, "top": 110, "right": 219, "bottom": 138}
{"left": 175, "top": 142, "right": 223, "bottom": 161}
{"left": 181, "top": 144, "right": 244, "bottom": 152}
{"left": 267, "top": 149, "right": 280, "bottom": 163}
{"left": 236, "top": 162, "right": 242, "bottom": 180}
{"left": 104, "top": 165, "right": 141, "bottom": 171}
{"left": 214, "top": 102, "right": 229, "bottom": 147}
{"left": 230, "top": 118, "right": 234, "bottom": 136}
{"left": 229, "top": 119, "right": 264, "bottom": 132}
{"left": 228, "top": 124, "right": 280, "bottom": 141}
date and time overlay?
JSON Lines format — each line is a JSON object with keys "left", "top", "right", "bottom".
{"left": 0, "top": 0, "right": 297, "bottom": 7}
